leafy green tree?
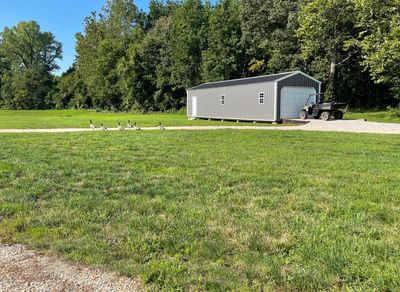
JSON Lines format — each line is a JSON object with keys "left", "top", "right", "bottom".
{"left": 102, "top": 0, "right": 141, "bottom": 41}
{"left": 153, "top": 16, "right": 186, "bottom": 110}
{"left": 137, "top": 16, "right": 173, "bottom": 110}
{"left": 0, "top": 21, "right": 62, "bottom": 72}
{"left": 0, "top": 50, "right": 9, "bottom": 105}
{"left": 122, "top": 15, "right": 185, "bottom": 111}
{"left": 1, "top": 0, "right": 393, "bottom": 111}
{"left": 297, "top": 0, "right": 358, "bottom": 99}
{"left": 263, "top": 0, "right": 305, "bottom": 73}
{"left": 202, "top": 0, "right": 244, "bottom": 82}
{"left": 239, "top": 0, "right": 305, "bottom": 75}
{"left": 75, "top": 12, "right": 105, "bottom": 108}
{"left": 169, "top": 0, "right": 207, "bottom": 88}
{"left": 239, "top": 0, "right": 272, "bottom": 74}
{"left": 355, "top": 0, "right": 400, "bottom": 98}
{"left": 146, "top": 0, "right": 179, "bottom": 30}
{"left": 0, "top": 21, "right": 62, "bottom": 109}
{"left": 75, "top": 0, "right": 142, "bottom": 110}
{"left": 54, "top": 65, "right": 88, "bottom": 109}
{"left": 1, "top": 68, "right": 54, "bottom": 109}
{"left": 117, "top": 27, "right": 149, "bottom": 111}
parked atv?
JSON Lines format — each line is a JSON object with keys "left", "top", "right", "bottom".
{"left": 299, "top": 93, "right": 347, "bottom": 121}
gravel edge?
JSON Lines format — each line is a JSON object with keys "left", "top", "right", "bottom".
{"left": 0, "top": 244, "right": 141, "bottom": 292}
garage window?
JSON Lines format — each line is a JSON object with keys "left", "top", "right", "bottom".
{"left": 259, "top": 92, "right": 265, "bottom": 104}
{"left": 221, "top": 95, "right": 225, "bottom": 105}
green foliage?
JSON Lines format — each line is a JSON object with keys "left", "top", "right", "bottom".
{"left": 126, "top": 16, "right": 185, "bottom": 111}
{"left": 0, "top": 49, "right": 10, "bottom": 105}
{"left": 0, "top": 21, "right": 62, "bottom": 109}
{"left": 297, "top": 0, "right": 358, "bottom": 98}
{"left": 355, "top": 0, "right": 400, "bottom": 97}
{"left": 1, "top": 65, "right": 55, "bottom": 110}
{"left": 0, "top": 21, "right": 62, "bottom": 71}
{"left": 1, "top": 0, "right": 400, "bottom": 110}
{"left": 1, "top": 130, "right": 400, "bottom": 290}
{"left": 386, "top": 106, "right": 400, "bottom": 118}
{"left": 264, "top": 0, "right": 305, "bottom": 72}
{"left": 169, "top": 0, "right": 206, "bottom": 89}
{"left": 75, "top": 0, "right": 142, "bottom": 111}
{"left": 240, "top": 0, "right": 271, "bottom": 75}
{"left": 297, "top": 0, "right": 357, "bottom": 60}
{"left": 202, "top": 0, "right": 244, "bottom": 82}
{"left": 240, "top": 0, "right": 305, "bottom": 75}
{"left": 53, "top": 66, "right": 88, "bottom": 109}
{"left": 146, "top": 0, "right": 179, "bottom": 30}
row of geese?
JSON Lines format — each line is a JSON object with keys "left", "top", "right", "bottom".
{"left": 89, "top": 120, "right": 165, "bottom": 131}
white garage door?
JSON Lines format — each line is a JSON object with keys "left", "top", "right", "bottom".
{"left": 280, "top": 86, "right": 316, "bottom": 119}
{"left": 192, "top": 96, "right": 197, "bottom": 117}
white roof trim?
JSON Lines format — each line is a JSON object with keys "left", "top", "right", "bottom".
{"left": 275, "top": 71, "right": 322, "bottom": 84}
{"left": 189, "top": 71, "right": 296, "bottom": 90}
{"left": 201, "top": 71, "right": 293, "bottom": 85}
{"left": 274, "top": 72, "right": 298, "bottom": 83}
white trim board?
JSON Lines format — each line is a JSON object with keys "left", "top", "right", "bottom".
{"left": 274, "top": 71, "right": 322, "bottom": 84}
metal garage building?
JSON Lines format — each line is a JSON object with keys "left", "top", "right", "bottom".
{"left": 187, "top": 71, "right": 321, "bottom": 122}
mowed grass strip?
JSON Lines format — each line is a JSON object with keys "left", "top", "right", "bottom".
{"left": 0, "top": 110, "right": 278, "bottom": 129}
{"left": 0, "top": 130, "right": 399, "bottom": 290}
{"left": 346, "top": 110, "right": 400, "bottom": 124}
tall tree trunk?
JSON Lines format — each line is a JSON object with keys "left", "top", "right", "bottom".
{"left": 330, "top": 58, "right": 337, "bottom": 100}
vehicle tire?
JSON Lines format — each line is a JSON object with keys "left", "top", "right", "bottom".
{"left": 299, "top": 111, "right": 308, "bottom": 120}
{"left": 334, "top": 111, "right": 344, "bottom": 120}
{"left": 320, "top": 111, "right": 331, "bottom": 121}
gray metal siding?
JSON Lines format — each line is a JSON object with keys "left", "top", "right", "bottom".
{"left": 188, "top": 82, "right": 276, "bottom": 121}
{"left": 276, "top": 73, "right": 320, "bottom": 120}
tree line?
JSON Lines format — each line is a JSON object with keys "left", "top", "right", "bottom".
{"left": 0, "top": 0, "right": 399, "bottom": 111}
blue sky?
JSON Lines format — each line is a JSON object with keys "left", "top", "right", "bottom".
{"left": 0, "top": 0, "right": 189, "bottom": 75}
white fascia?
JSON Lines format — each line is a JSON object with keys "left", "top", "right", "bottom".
{"left": 274, "top": 81, "right": 278, "bottom": 122}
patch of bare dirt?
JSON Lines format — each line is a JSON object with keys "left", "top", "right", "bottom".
{"left": 0, "top": 244, "right": 141, "bottom": 291}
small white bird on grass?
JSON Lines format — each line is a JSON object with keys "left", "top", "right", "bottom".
{"left": 101, "top": 123, "right": 107, "bottom": 131}
{"left": 89, "top": 120, "right": 96, "bottom": 130}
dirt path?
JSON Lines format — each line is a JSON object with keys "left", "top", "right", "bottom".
{"left": 0, "top": 244, "right": 141, "bottom": 292}
{"left": 0, "top": 119, "right": 399, "bottom": 134}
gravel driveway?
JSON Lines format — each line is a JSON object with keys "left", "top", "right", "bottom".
{"left": 295, "top": 119, "right": 400, "bottom": 134}
{"left": 0, "top": 119, "right": 399, "bottom": 134}
{"left": 0, "top": 244, "right": 141, "bottom": 291}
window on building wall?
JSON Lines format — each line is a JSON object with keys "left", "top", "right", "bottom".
{"left": 221, "top": 95, "right": 225, "bottom": 105}
{"left": 259, "top": 92, "right": 265, "bottom": 104}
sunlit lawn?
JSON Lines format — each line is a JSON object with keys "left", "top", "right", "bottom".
{"left": 346, "top": 110, "right": 400, "bottom": 123}
{"left": 0, "top": 110, "right": 278, "bottom": 129}
{"left": 1, "top": 130, "right": 399, "bottom": 290}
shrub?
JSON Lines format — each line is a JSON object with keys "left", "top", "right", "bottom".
{"left": 387, "top": 105, "right": 400, "bottom": 118}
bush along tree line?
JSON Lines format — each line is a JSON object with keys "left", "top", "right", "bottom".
{"left": 0, "top": 0, "right": 399, "bottom": 111}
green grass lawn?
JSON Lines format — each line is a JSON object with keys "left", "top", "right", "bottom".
{"left": 346, "top": 110, "right": 400, "bottom": 123}
{"left": 0, "top": 130, "right": 399, "bottom": 290}
{"left": 1, "top": 109, "right": 399, "bottom": 129}
{"left": 0, "top": 110, "right": 278, "bottom": 129}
